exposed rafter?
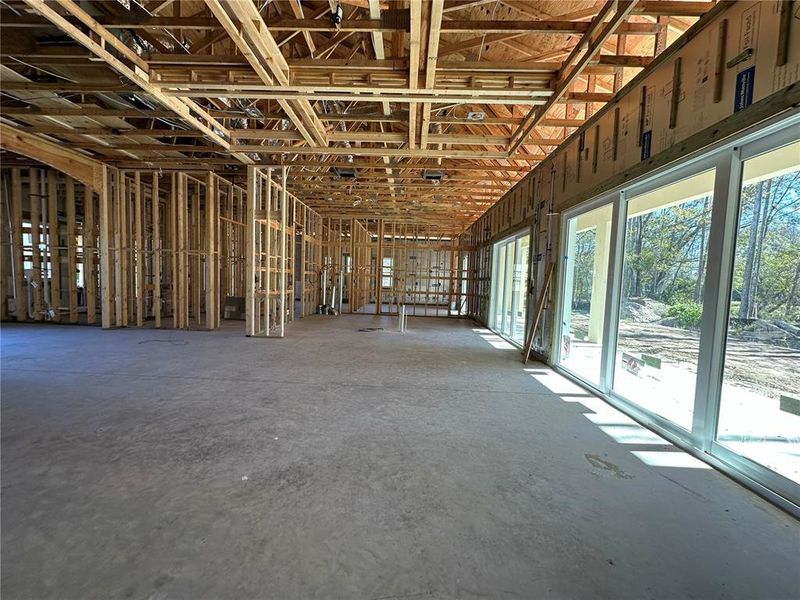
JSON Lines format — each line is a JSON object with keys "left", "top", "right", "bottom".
{"left": 203, "top": 0, "right": 328, "bottom": 147}
{"left": 509, "top": 0, "right": 641, "bottom": 154}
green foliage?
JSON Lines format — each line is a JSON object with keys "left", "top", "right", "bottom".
{"left": 567, "top": 169, "right": 800, "bottom": 325}
{"left": 666, "top": 302, "right": 704, "bottom": 329}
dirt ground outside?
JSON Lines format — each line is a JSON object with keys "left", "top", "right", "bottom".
{"left": 570, "top": 314, "right": 799, "bottom": 399}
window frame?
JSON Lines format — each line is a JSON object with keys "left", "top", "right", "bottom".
{"left": 550, "top": 108, "right": 800, "bottom": 515}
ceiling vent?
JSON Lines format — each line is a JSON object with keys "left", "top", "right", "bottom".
{"left": 422, "top": 169, "right": 444, "bottom": 183}
{"left": 333, "top": 166, "right": 357, "bottom": 179}
{"left": 466, "top": 111, "right": 486, "bottom": 121}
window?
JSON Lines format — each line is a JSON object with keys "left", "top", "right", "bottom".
{"left": 381, "top": 257, "right": 392, "bottom": 288}
{"left": 612, "top": 170, "right": 715, "bottom": 430}
{"left": 490, "top": 231, "right": 530, "bottom": 345}
{"left": 717, "top": 141, "right": 800, "bottom": 484}
{"left": 552, "top": 116, "right": 800, "bottom": 509}
{"left": 560, "top": 203, "right": 613, "bottom": 386}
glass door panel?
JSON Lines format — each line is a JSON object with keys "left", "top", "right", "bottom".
{"left": 491, "top": 243, "right": 507, "bottom": 332}
{"left": 510, "top": 235, "right": 530, "bottom": 345}
{"left": 490, "top": 231, "right": 531, "bottom": 344}
{"left": 717, "top": 141, "right": 800, "bottom": 484}
{"left": 501, "top": 240, "right": 516, "bottom": 335}
{"left": 559, "top": 203, "right": 613, "bottom": 386}
{"left": 612, "top": 170, "right": 715, "bottom": 430}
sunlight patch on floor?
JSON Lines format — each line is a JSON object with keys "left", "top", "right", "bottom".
{"left": 632, "top": 450, "right": 711, "bottom": 469}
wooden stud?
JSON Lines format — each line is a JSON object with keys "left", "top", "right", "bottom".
{"left": 48, "top": 170, "right": 61, "bottom": 321}
{"left": 246, "top": 166, "right": 256, "bottom": 336}
{"left": 99, "top": 166, "right": 112, "bottom": 328}
{"left": 177, "top": 173, "right": 188, "bottom": 328}
{"left": 777, "top": 1, "right": 793, "bottom": 67}
{"left": 85, "top": 182, "right": 96, "bottom": 324}
{"left": 637, "top": 85, "right": 647, "bottom": 145}
{"left": 713, "top": 19, "right": 727, "bottom": 103}
{"left": 134, "top": 172, "right": 144, "bottom": 326}
{"left": 114, "top": 171, "right": 123, "bottom": 326}
{"left": 153, "top": 172, "right": 162, "bottom": 328}
{"left": 206, "top": 172, "right": 217, "bottom": 330}
{"left": 669, "top": 57, "right": 682, "bottom": 129}
{"left": 280, "top": 167, "right": 287, "bottom": 337}
{"left": 10, "top": 169, "right": 26, "bottom": 320}
{"left": 66, "top": 176, "right": 78, "bottom": 322}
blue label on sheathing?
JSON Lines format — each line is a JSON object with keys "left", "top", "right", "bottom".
{"left": 641, "top": 130, "right": 652, "bottom": 161}
{"left": 734, "top": 66, "right": 755, "bottom": 112}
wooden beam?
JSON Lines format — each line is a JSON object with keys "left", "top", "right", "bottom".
{"left": 237, "top": 146, "right": 544, "bottom": 159}
{"left": 287, "top": 1, "right": 317, "bottom": 57}
{"left": 509, "top": 0, "right": 640, "bottom": 154}
{"left": 204, "top": 0, "right": 327, "bottom": 146}
{"left": 420, "top": 0, "right": 444, "bottom": 149}
{"left": 0, "top": 122, "right": 104, "bottom": 191}
{"left": 20, "top": 0, "right": 240, "bottom": 161}
{"left": 408, "top": 0, "right": 422, "bottom": 149}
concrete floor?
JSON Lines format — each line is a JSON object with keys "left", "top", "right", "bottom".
{"left": 1, "top": 316, "right": 798, "bottom": 600}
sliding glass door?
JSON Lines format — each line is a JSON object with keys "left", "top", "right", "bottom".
{"left": 560, "top": 204, "right": 613, "bottom": 386}
{"left": 612, "top": 170, "right": 715, "bottom": 431}
{"left": 490, "top": 231, "right": 530, "bottom": 345}
{"left": 716, "top": 140, "right": 800, "bottom": 486}
{"left": 554, "top": 114, "right": 800, "bottom": 510}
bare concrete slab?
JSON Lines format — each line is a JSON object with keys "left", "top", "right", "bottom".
{"left": 1, "top": 316, "right": 798, "bottom": 599}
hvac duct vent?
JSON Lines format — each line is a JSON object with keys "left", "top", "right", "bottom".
{"left": 333, "top": 166, "right": 358, "bottom": 178}
{"left": 422, "top": 169, "right": 444, "bottom": 182}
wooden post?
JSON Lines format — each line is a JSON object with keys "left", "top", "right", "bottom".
{"left": 177, "top": 172, "right": 188, "bottom": 328}
{"left": 48, "top": 170, "right": 61, "bottom": 321}
{"left": 245, "top": 165, "right": 256, "bottom": 336}
{"left": 375, "top": 219, "right": 383, "bottom": 314}
{"left": 30, "top": 169, "right": 42, "bottom": 320}
{"left": 280, "top": 166, "right": 287, "bottom": 337}
{"left": 114, "top": 171, "right": 123, "bottom": 326}
{"left": 265, "top": 170, "right": 272, "bottom": 334}
{"left": 99, "top": 166, "right": 113, "bottom": 328}
{"left": 85, "top": 183, "right": 96, "bottom": 324}
{"left": 120, "top": 172, "right": 129, "bottom": 325}
{"left": 153, "top": 172, "right": 161, "bottom": 328}
{"left": 66, "top": 176, "right": 78, "bottom": 322}
{"left": 193, "top": 179, "right": 201, "bottom": 326}
{"left": 170, "top": 172, "right": 178, "bottom": 326}
{"left": 134, "top": 172, "right": 143, "bottom": 326}
{"left": 206, "top": 172, "right": 217, "bottom": 330}
{"left": 10, "top": 169, "right": 26, "bottom": 320}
